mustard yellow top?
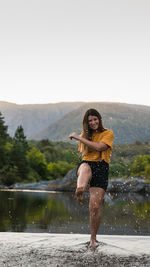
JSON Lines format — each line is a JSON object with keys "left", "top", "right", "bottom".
{"left": 78, "top": 129, "right": 114, "bottom": 163}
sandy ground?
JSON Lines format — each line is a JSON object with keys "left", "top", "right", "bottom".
{"left": 0, "top": 233, "right": 150, "bottom": 267}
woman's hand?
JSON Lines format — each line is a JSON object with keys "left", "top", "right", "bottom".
{"left": 69, "top": 132, "right": 80, "bottom": 141}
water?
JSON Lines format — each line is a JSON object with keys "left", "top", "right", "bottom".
{"left": 0, "top": 190, "right": 149, "bottom": 235}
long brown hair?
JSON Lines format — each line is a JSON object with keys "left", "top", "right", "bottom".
{"left": 81, "top": 108, "right": 105, "bottom": 153}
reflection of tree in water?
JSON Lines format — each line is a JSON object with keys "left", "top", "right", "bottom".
{"left": 0, "top": 191, "right": 74, "bottom": 232}
{"left": 0, "top": 191, "right": 89, "bottom": 232}
{"left": 0, "top": 192, "right": 13, "bottom": 231}
{"left": 0, "top": 191, "right": 149, "bottom": 234}
{"left": 102, "top": 193, "right": 150, "bottom": 235}
{"left": 132, "top": 202, "right": 150, "bottom": 219}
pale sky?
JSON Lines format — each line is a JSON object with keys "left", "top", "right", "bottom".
{"left": 0, "top": 0, "right": 150, "bottom": 106}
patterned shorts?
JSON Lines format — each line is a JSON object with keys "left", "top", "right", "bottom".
{"left": 76, "top": 160, "right": 109, "bottom": 191}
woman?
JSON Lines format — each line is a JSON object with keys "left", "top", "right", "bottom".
{"left": 69, "top": 108, "right": 114, "bottom": 248}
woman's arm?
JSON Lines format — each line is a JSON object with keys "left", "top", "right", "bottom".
{"left": 69, "top": 132, "right": 108, "bottom": 152}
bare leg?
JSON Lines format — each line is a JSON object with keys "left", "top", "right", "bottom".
{"left": 89, "top": 187, "right": 105, "bottom": 247}
{"left": 76, "top": 163, "right": 92, "bottom": 202}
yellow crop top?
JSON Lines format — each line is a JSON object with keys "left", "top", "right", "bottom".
{"left": 78, "top": 129, "right": 114, "bottom": 164}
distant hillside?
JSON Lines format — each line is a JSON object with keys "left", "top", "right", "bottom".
{"left": 34, "top": 102, "right": 150, "bottom": 144}
{"left": 0, "top": 101, "right": 83, "bottom": 138}
{"left": 1, "top": 101, "right": 150, "bottom": 144}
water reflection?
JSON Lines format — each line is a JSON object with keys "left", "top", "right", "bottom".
{"left": 0, "top": 190, "right": 149, "bottom": 235}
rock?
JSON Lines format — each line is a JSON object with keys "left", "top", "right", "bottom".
{"left": 0, "top": 185, "right": 7, "bottom": 189}
{"left": 8, "top": 168, "right": 77, "bottom": 191}
{"left": 107, "top": 177, "right": 150, "bottom": 193}
{"left": 1, "top": 169, "right": 150, "bottom": 194}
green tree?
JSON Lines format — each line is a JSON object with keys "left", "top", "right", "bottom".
{"left": 130, "top": 155, "right": 150, "bottom": 179}
{"left": 60, "top": 149, "right": 81, "bottom": 164}
{"left": 11, "top": 125, "right": 29, "bottom": 180}
{"left": 0, "top": 112, "right": 9, "bottom": 142}
{"left": 37, "top": 139, "right": 54, "bottom": 152}
{"left": 145, "top": 164, "right": 150, "bottom": 179}
{"left": 0, "top": 112, "right": 9, "bottom": 168}
{"left": 42, "top": 145, "right": 60, "bottom": 163}
{"left": 47, "top": 161, "right": 75, "bottom": 180}
{"left": 13, "top": 125, "right": 28, "bottom": 148}
{"left": 1, "top": 166, "right": 21, "bottom": 186}
{"left": 109, "top": 160, "right": 130, "bottom": 178}
{"left": 26, "top": 147, "right": 47, "bottom": 179}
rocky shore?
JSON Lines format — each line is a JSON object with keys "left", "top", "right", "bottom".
{"left": 1, "top": 168, "right": 150, "bottom": 194}
{"left": 0, "top": 233, "right": 150, "bottom": 267}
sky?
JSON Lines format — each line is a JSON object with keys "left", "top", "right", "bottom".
{"left": 0, "top": 0, "right": 150, "bottom": 106}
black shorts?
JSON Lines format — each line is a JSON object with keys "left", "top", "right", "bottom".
{"left": 76, "top": 160, "right": 109, "bottom": 191}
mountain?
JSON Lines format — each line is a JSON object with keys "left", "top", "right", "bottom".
{"left": 1, "top": 101, "right": 150, "bottom": 144}
{"left": 0, "top": 101, "right": 83, "bottom": 138}
{"left": 34, "top": 102, "right": 150, "bottom": 144}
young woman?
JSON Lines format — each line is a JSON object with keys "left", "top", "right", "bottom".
{"left": 69, "top": 108, "right": 114, "bottom": 248}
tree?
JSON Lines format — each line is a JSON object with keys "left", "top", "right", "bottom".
{"left": 130, "top": 155, "right": 150, "bottom": 179}
{"left": 13, "top": 125, "right": 28, "bottom": 148}
{"left": 134, "top": 140, "right": 142, "bottom": 145}
{"left": 11, "top": 125, "right": 29, "bottom": 180}
{"left": 0, "top": 112, "right": 9, "bottom": 143}
{"left": 109, "top": 160, "right": 130, "bottom": 178}
{"left": 0, "top": 112, "right": 9, "bottom": 168}
{"left": 26, "top": 147, "right": 47, "bottom": 179}
{"left": 47, "top": 161, "right": 75, "bottom": 180}
{"left": 0, "top": 166, "right": 21, "bottom": 186}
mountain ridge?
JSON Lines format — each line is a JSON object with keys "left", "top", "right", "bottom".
{"left": 33, "top": 102, "right": 150, "bottom": 144}
{"left": 0, "top": 101, "right": 84, "bottom": 137}
{"left": 1, "top": 101, "right": 150, "bottom": 144}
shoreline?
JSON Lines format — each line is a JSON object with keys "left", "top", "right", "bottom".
{"left": 1, "top": 174, "right": 150, "bottom": 194}
{"left": 0, "top": 233, "right": 149, "bottom": 266}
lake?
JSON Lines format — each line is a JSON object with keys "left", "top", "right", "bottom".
{"left": 0, "top": 190, "right": 149, "bottom": 235}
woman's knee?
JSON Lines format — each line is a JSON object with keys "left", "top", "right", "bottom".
{"left": 77, "top": 163, "right": 92, "bottom": 178}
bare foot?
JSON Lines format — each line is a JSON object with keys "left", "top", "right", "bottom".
{"left": 75, "top": 187, "right": 84, "bottom": 203}
{"left": 89, "top": 240, "right": 99, "bottom": 248}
